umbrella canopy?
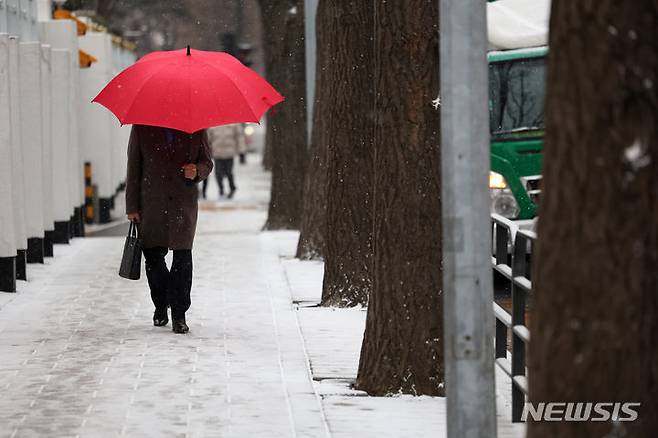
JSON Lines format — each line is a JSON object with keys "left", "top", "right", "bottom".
{"left": 93, "top": 47, "right": 284, "bottom": 133}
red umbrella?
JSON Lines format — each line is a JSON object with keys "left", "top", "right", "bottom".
{"left": 93, "top": 47, "right": 284, "bottom": 133}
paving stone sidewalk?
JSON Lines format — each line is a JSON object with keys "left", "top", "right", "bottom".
{"left": 0, "top": 157, "right": 526, "bottom": 438}
{"left": 0, "top": 160, "right": 328, "bottom": 438}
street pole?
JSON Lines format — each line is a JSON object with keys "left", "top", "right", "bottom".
{"left": 304, "top": 0, "right": 318, "bottom": 146}
{"left": 440, "top": 0, "right": 497, "bottom": 437}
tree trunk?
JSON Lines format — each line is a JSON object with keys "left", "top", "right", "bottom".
{"left": 295, "top": 0, "right": 331, "bottom": 260}
{"left": 356, "top": 0, "right": 443, "bottom": 395}
{"left": 528, "top": 2, "right": 658, "bottom": 436}
{"left": 95, "top": 0, "right": 114, "bottom": 18}
{"left": 319, "top": 1, "right": 374, "bottom": 306}
{"left": 258, "top": 1, "right": 285, "bottom": 173}
{"left": 294, "top": 127, "right": 328, "bottom": 259}
{"left": 262, "top": 128, "right": 273, "bottom": 171}
{"left": 259, "top": 0, "right": 308, "bottom": 230}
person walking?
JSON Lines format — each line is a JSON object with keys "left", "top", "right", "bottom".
{"left": 206, "top": 124, "right": 246, "bottom": 199}
{"left": 125, "top": 125, "right": 213, "bottom": 334}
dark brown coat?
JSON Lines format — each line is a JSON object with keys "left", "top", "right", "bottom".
{"left": 125, "top": 125, "right": 213, "bottom": 250}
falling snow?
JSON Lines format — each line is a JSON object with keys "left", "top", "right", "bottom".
{"left": 624, "top": 140, "right": 651, "bottom": 172}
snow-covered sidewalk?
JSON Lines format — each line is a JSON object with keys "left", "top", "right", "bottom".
{"left": 0, "top": 158, "right": 325, "bottom": 438}
{"left": 0, "top": 156, "right": 525, "bottom": 438}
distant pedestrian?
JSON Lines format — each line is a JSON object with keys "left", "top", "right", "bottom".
{"left": 237, "top": 124, "right": 248, "bottom": 163}
{"left": 206, "top": 124, "right": 246, "bottom": 199}
{"left": 125, "top": 125, "right": 213, "bottom": 334}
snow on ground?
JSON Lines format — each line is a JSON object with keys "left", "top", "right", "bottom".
{"left": 0, "top": 154, "right": 524, "bottom": 438}
{"left": 0, "top": 157, "right": 324, "bottom": 438}
{"left": 280, "top": 237, "right": 526, "bottom": 438}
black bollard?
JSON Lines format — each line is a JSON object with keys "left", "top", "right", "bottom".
{"left": 69, "top": 213, "right": 76, "bottom": 239}
{"left": 0, "top": 257, "right": 16, "bottom": 292}
{"left": 15, "top": 250, "right": 27, "bottom": 280}
{"left": 53, "top": 220, "right": 70, "bottom": 244}
{"left": 78, "top": 205, "right": 86, "bottom": 237}
{"left": 72, "top": 207, "right": 83, "bottom": 237}
{"left": 99, "top": 198, "right": 112, "bottom": 224}
{"left": 44, "top": 230, "right": 55, "bottom": 257}
{"left": 27, "top": 238, "right": 45, "bottom": 264}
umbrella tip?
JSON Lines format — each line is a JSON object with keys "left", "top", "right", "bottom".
{"left": 187, "top": 45, "right": 191, "bottom": 56}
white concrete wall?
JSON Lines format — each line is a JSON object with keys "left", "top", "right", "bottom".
{"left": 0, "top": 34, "right": 17, "bottom": 258}
{"left": 36, "top": 0, "right": 51, "bottom": 21}
{"left": 114, "top": 48, "right": 135, "bottom": 189}
{"left": 19, "top": 41, "right": 45, "bottom": 239}
{"left": 39, "top": 19, "right": 83, "bottom": 211}
{"left": 8, "top": 35, "right": 27, "bottom": 250}
{"left": 40, "top": 19, "right": 79, "bottom": 217}
{"left": 110, "top": 113, "right": 120, "bottom": 193}
{"left": 38, "top": 19, "right": 76, "bottom": 60}
{"left": 110, "top": 42, "right": 120, "bottom": 193}
{"left": 0, "top": 2, "right": 8, "bottom": 34}
{"left": 49, "top": 48, "right": 72, "bottom": 222}
{"left": 78, "top": 31, "right": 113, "bottom": 200}
{"left": 70, "top": 52, "right": 83, "bottom": 209}
{"left": 117, "top": 123, "right": 130, "bottom": 188}
{"left": 6, "top": 0, "right": 20, "bottom": 36}
{"left": 19, "top": 0, "right": 39, "bottom": 42}
{"left": 40, "top": 43, "right": 54, "bottom": 232}
{"left": 1, "top": 8, "right": 136, "bottom": 253}
{"left": 1, "top": 4, "right": 135, "bottom": 284}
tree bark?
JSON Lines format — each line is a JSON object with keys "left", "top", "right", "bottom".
{"left": 95, "top": 0, "right": 114, "bottom": 18}
{"left": 258, "top": 1, "right": 285, "bottom": 174}
{"left": 528, "top": 2, "right": 658, "bottom": 436}
{"left": 319, "top": 1, "right": 374, "bottom": 306}
{"left": 262, "top": 128, "right": 273, "bottom": 171}
{"left": 295, "top": 1, "right": 331, "bottom": 260}
{"left": 294, "top": 127, "right": 328, "bottom": 259}
{"left": 259, "top": 0, "right": 308, "bottom": 230}
{"left": 356, "top": 0, "right": 443, "bottom": 395}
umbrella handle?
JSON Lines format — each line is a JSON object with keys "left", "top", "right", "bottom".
{"left": 187, "top": 45, "right": 191, "bottom": 56}
{"left": 183, "top": 133, "right": 200, "bottom": 186}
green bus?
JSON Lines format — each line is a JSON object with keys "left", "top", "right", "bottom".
{"left": 488, "top": 46, "right": 547, "bottom": 220}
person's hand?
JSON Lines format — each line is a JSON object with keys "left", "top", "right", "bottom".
{"left": 182, "top": 163, "right": 198, "bottom": 180}
{"left": 127, "top": 212, "right": 141, "bottom": 222}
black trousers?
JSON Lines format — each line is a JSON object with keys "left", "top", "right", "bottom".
{"left": 215, "top": 158, "right": 235, "bottom": 194}
{"left": 142, "top": 247, "right": 192, "bottom": 319}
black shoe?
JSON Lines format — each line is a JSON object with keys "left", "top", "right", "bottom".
{"left": 228, "top": 188, "right": 236, "bottom": 199}
{"left": 153, "top": 308, "right": 169, "bottom": 327}
{"left": 172, "top": 319, "right": 189, "bottom": 334}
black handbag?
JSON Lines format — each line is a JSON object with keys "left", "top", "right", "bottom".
{"left": 119, "top": 221, "right": 142, "bottom": 280}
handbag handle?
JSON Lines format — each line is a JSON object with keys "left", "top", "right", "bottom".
{"left": 129, "top": 220, "right": 140, "bottom": 239}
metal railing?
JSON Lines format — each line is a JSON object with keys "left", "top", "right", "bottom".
{"left": 491, "top": 214, "right": 536, "bottom": 422}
